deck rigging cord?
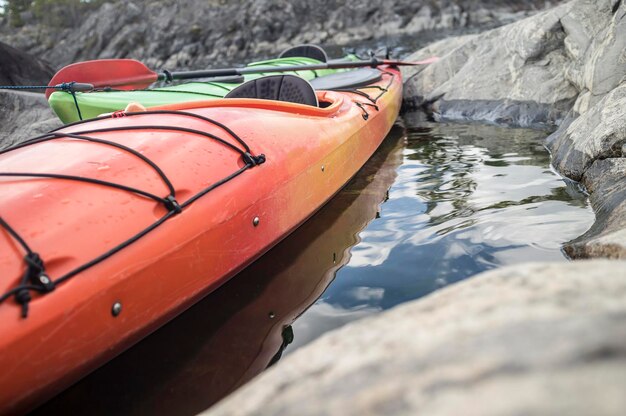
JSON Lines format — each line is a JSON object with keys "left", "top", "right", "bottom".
{"left": 0, "top": 110, "right": 266, "bottom": 318}
{"left": 0, "top": 81, "right": 92, "bottom": 120}
{"left": 0, "top": 63, "right": 397, "bottom": 318}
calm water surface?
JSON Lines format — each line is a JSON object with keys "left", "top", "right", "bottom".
{"left": 34, "top": 115, "right": 594, "bottom": 415}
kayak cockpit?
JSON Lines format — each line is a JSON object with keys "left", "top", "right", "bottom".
{"left": 149, "top": 91, "right": 346, "bottom": 117}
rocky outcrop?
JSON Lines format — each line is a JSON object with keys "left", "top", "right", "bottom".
{"left": 0, "top": 91, "right": 61, "bottom": 149}
{"left": 566, "top": 158, "right": 626, "bottom": 259}
{"left": 0, "top": 41, "right": 53, "bottom": 86}
{"left": 402, "top": 0, "right": 626, "bottom": 258}
{"left": 0, "top": 41, "right": 57, "bottom": 148}
{"left": 204, "top": 260, "right": 626, "bottom": 416}
{"left": 0, "top": 0, "right": 564, "bottom": 70}
{"left": 402, "top": 2, "right": 581, "bottom": 128}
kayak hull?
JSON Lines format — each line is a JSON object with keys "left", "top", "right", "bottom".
{"left": 0, "top": 67, "right": 401, "bottom": 414}
{"left": 48, "top": 56, "right": 352, "bottom": 124}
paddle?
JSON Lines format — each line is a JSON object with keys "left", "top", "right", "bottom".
{"left": 45, "top": 56, "right": 439, "bottom": 99}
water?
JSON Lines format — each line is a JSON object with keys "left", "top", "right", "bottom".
{"left": 34, "top": 115, "right": 594, "bottom": 415}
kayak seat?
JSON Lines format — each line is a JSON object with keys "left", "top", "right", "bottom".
{"left": 225, "top": 75, "right": 319, "bottom": 107}
{"left": 279, "top": 44, "right": 328, "bottom": 62}
{"left": 310, "top": 68, "right": 382, "bottom": 91}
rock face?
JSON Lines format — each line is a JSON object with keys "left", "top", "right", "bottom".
{"left": 0, "top": 41, "right": 53, "bottom": 86}
{"left": 403, "top": 0, "right": 626, "bottom": 259}
{"left": 567, "top": 158, "right": 626, "bottom": 259}
{"left": 0, "top": 0, "right": 563, "bottom": 70}
{"left": 204, "top": 260, "right": 626, "bottom": 416}
{"left": 0, "top": 41, "right": 58, "bottom": 148}
{"left": 0, "top": 91, "right": 62, "bottom": 149}
{"left": 403, "top": 0, "right": 584, "bottom": 128}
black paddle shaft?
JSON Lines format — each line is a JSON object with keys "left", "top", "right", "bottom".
{"left": 158, "top": 58, "right": 385, "bottom": 82}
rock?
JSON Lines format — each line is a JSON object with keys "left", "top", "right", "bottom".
{"left": 0, "top": 41, "right": 53, "bottom": 85}
{"left": 565, "top": 158, "right": 626, "bottom": 259}
{"left": 403, "top": 0, "right": 626, "bottom": 258}
{"left": 402, "top": 2, "right": 579, "bottom": 128}
{"left": 547, "top": 82, "right": 626, "bottom": 181}
{"left": 0, "top": 0, "right": 566, "bottom": 70}
{"left": 0, "top": 41, "right": 58, "bottom": 148}
{"left": 0, "top": 90, "right": 62, "bottom": 149}
{"left": 204, "top": 260, "right": 626, "bottom": 416}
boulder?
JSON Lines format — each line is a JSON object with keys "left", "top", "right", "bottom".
{"left": 0, "top": 90, "right": 62, "bottom": 149}
{"left": 0, "top": 41, "right": 53, "bottom": 86}
{"left": 204, "top": 260, "right": 626, "bottom": 416}
{"left": 402, "top": 0, "right": 626, "bottom": 259}
{"left": 547, "top": 82, "right": 626, "bottom": 181}
{"left": 402, "top": 2, "right": 581, "bottom": 128}
{"left": 0, "top": 0, "right": 566, "bottom": 70}
{"left": 0, "top": 41, "right": 58, "bottom": 148}
{"left": 565, "top": 158, "right": 626, "bottom": 259}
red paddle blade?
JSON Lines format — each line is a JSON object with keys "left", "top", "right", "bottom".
{"left": 46, "top": 59, "right": 159, "bottom": 99}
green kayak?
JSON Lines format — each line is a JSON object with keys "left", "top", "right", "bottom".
{"left": 48, "top": 56, "right": 355, "bottom": 124}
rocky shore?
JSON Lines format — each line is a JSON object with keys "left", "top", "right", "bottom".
{"left": 0, "top": 40, "right": 60, "bottom": 147}
{"left": 1, "top": 0, "right": 562, "bottom": 70}
{"left": 201, "top": 1, "right": 622, "bottom": 413}
{"left": 204, "top": 260, "right": 626, "bottom": 415}
{"left": 0, "top": 0, "right": 563, "bottom": 144}
{"left": 0, "top": 0, "right": 624, "bottom": 413}
{"left": 402, "top": 0, "right": 625, "bottom": 259}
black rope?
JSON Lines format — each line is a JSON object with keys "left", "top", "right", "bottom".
{"left": 0, "top": 217, "right": 55, "bottom": 317}
{"left": 50, "top": 110, "right": 254, "bottom": 153}
{"left": 338, "top": 70, "right": 394, "bottom": 120}
{"left": 333, "top": 89, "right": 377, "bottom": 103}
{"left": 0, "top": 172, "right": 170, "bottom": 205}
{"left": 54, "top": 210, "right": 175, "bottom": 285}
{"left": 0, "top": 109, "right": 266, "bottom": 317}
{"left": 0, "top": 132, "right": 177, "bottom": 196}
{"left": 354, "top": 102, "right": 380, "bottom": 120}
{"left": 0, "top": 216, "right": 34, "bottom": 255}
{"left": 70, "top": 89, "right": 83, "bottom": 121}
{"left": 0, "top": 82, "right": 87, "bottom": 120}
{"left": 68, "top": 125, "right": 247, "bottom": 156}
{"left": 340, "top": 70, "right": 395, "bottom": 105}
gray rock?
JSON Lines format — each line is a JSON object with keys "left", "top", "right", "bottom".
{"left": 204, "top": 260, "right": 626, "bottom": 416}
{"left": 565, "top": 158, "right": 626, "bottom": 259}
{"left": 0, "top": 90, "right": 62, "bottom": 149}
{"left": 402, "top": 2, "right": 579, "bottom": 128}
{"left": 0, "top": 41, "right": 53, "bottom": 85}
{"left": 0, "top": 41, "right": 58, "bottom": 148}
{"left": 0, "top": 0, "right": 565, "bottom": 71}
{"left": 548, "top": 82, "right": 626, "bottom": 181}
{"left": 403, "top": 0, "right": 626, "bottom": 259}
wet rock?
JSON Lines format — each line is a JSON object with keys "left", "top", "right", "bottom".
{"left": 204, "top": 260, "right": 626, "bottom": 416}
{"left": 403, "top": 0, "right": 626, "bottom": 259}
{"left": 565, "top": 158, "right": 626, "bottom": 259}
{"left": 0, "top": 41, "right": 53, "bottom": 85}
{"left": 0, "top": 90, "right": 61, "bottom": 149}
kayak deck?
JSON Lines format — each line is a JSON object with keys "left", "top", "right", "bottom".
{"left": 0, "top": 67, "right": 402, "bottom": 414}
{"left": 48, "top": 56, "right": 354, "bottom": 123}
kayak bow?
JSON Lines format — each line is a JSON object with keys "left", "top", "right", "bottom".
{"left": 0, "top": 65, "right": 403, "bottom": 414}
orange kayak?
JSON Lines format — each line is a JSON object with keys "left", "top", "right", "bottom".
{"left": 0, "top": 66, "right": 401, "bottom": 414}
